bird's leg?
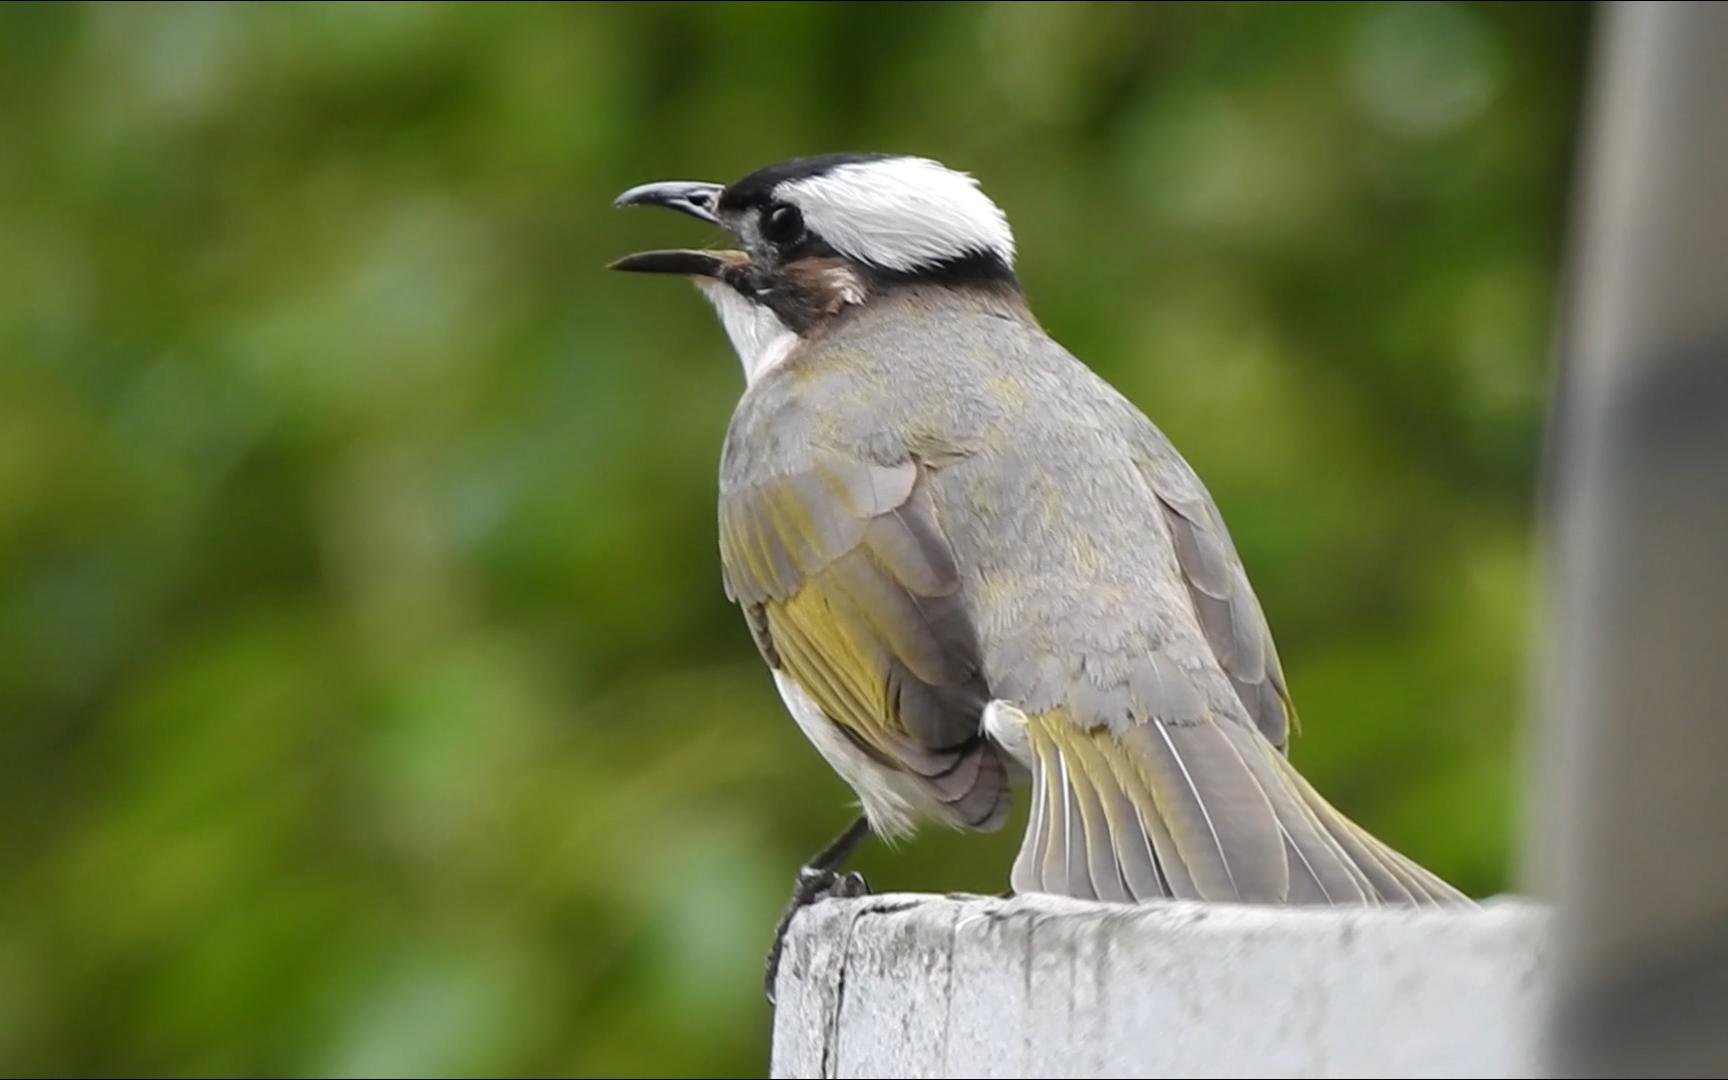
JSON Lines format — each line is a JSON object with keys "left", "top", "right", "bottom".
{"left": 764, "top": 815, "right": 872, "bottom": 1004}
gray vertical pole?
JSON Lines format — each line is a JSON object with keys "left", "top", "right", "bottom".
{"left": 1536, "top": 2, "right": 1728, "bottom": 1076}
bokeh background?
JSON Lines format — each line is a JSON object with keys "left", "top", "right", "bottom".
{"left": 1, "top": 2, "right": 1591, "bottom": 1076}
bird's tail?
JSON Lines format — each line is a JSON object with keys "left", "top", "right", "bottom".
{"left": 992, "top": 704, "right": 1470, "bottom": 907}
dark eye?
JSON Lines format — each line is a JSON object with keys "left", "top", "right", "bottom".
{"left": 762, "top": 203, "right": 805, "bottom": 245}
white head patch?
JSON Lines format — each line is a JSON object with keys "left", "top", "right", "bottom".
{"left": 776, "top": 157, "right": 1015, "bottom": 274}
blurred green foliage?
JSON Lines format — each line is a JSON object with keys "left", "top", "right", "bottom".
{"left": 0, "top": 2, "right": 1588, "bottom": 1076}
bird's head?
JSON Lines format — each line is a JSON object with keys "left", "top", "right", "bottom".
{"left": 610, "top": 153, "right": 1019, "bottom": 379}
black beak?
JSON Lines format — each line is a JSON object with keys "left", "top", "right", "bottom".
{"left": 612, "top": 180, "right": 725, "bottom": 226}
{"left": 608, "top": 249, "right": 730, "bottom": 277}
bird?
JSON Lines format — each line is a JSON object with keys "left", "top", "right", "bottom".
{"left": 608, "top": 152, "right": 1471, "bottom": 998}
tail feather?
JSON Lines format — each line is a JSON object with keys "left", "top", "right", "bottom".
{"left": 1039, "top": 746, "right": 1076, "bottom": 895}
{"left": 1306, "top": 805, "right": 1417, "bottom": 903}
{"left": 1009, "top": 737, "right": 1049, "bottom": 896}
{"left": 1218, "top": 721, "right": 1371, "bottom": 904}
{"left": 1274, "top": 750, "right": 1470, "bottom": 905}
{"left": 1066, "top": 729, "right": 1144, "bottom": 902}
{"left": 1122, "top": 717, "right": 1287, "bottom": 902}
{"left": 1281, "top": 835, "right": 1337, "bottom": 904}
{"left": 1086, "top": 713, "right": 1192, "bottom": 898}
{"left": 1005, "top": 707, "right": 1472, "bottom": 908}
{"left": 1070, "top": 749, "right": 1133, "bottom": 902}
{"left": 1102, "top": 781, "right": 1168, "bottom": 900}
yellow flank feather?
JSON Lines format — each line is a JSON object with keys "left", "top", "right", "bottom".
{"left": 769, "top": 587, "right": 890, "bottom": 752}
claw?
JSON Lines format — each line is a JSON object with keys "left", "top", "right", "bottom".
{"left": 764, "top": 867, "right": 875, "bottom": 1003}
{"left": 764, "top": 817, "right": 873, "bottom": 1006}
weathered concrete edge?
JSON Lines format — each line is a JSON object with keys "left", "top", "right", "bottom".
{"left": 770, "top": 891, "right": 1553, "bottom": 1079}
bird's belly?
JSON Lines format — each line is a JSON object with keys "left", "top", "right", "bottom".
{"left": 771, "top": 671, "right": 945, "bottom": 840}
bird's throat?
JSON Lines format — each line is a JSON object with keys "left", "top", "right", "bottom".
{"left": 695, "top": 279, "right": 800, "bottom": 384}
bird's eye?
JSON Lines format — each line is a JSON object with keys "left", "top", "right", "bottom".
{"left": 762, "top": 203, "right": 805, "bottom": 246}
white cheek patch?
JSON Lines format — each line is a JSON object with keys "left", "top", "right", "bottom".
{"left": 779, "top": 157, "right": 1015, "bottom": 274}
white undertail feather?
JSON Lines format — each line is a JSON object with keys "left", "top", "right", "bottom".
{"left": 982, "top": 700, "right": 1032, "bottom": 763}
{"left": 987, "top": 701, "right": 1043, "bottom": 894}
{"left": 778, "top": 157, "right": 1016, "bottom": 273}
{"left": 695, "top": 279, "right": 797, "bottom": 383}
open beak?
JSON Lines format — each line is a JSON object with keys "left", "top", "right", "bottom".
{"left": 608, "top": 249, "right": 733, "bottom": 277}
{"left": 613, "top": 180, "right": 724, "bottom": 224}
{"left": 609, "top": 180, "right": 740, "bottom": 278}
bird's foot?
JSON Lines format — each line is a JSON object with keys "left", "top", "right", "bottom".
{"left": 763, "top": 865, "right": 870, "bottom": 1004}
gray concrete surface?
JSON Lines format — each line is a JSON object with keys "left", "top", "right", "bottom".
{"left": 770, "top": 892, "right": 1549, "bottom": 1079}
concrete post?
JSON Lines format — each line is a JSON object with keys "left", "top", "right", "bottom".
{"left": 770, "top": 893, "right": 1548, "bottom": 1079}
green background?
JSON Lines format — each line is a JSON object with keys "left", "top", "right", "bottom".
{"left": 1, "top": 2, "right": 1589, "bottom": 1076}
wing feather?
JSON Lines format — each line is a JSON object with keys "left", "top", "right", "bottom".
{"left": 721, "top": 449, "right": 1010, "bottom": 833}
{"left": 1143, "top": 468, "right": 1297, "bottom": 753}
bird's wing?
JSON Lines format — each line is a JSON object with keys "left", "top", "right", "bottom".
{"left": 1132, "top": 435, "right": 1297, "bottom": 753}
{"left": 719, "top": 445, "right": 1010, "bottom": 834}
